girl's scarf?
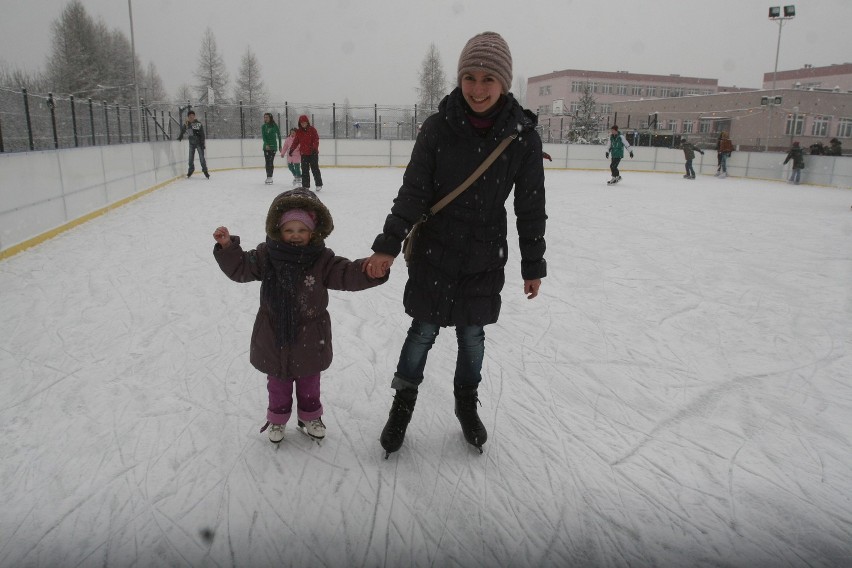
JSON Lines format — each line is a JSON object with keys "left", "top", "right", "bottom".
{"left": 261, "top": 237, "right": 323, "bottom": 347}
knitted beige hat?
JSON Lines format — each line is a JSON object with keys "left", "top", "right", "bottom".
{"left": 457, "top": 31, "right": 513, "bottom": 94}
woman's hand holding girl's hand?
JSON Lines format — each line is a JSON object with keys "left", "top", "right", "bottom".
{"left": 363, "top": 253, "right": 394, "bottom": 278}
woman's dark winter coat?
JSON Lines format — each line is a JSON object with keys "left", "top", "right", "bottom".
{"left": 371, "top": 88, "right": 547, "bottom": 327}
{"left": 215, "top": 189, "right": 387, "bottom": 378}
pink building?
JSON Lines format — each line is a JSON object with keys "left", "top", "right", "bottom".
{"left": 763, "top": 62, "right": 852, "bottom": 91}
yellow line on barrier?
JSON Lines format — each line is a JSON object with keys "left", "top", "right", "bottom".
{"left": 0, "top": 175, "right": 182, "bottom": 262}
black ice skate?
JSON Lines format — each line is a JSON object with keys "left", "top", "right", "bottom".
{"left": 454, "top": 384, "right": 487, "bottom": 453}
{"left": 380, "top": 388, "right": 418, "bottom": 458}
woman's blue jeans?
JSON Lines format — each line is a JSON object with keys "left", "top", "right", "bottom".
{"left": 391, "top": 319, "right": 485, "bottom": 389}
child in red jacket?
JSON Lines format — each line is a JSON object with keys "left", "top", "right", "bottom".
{"left": 289, "top": 115, "right": 323, "bottom": 191}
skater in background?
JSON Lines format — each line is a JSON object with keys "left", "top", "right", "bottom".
{"left": 213, "top": 189, "right": 388, "bottom": 444}
{"left": 364, "top": 31, "right": 547, "bottom": 458}
{"left": 604, "top": 124, "right": 633, "bottom": 184}
{"left": 261, "top": 113, "right": 282, "bottom": 185}
{"left": 715, "top": 131, "right": 734, "bottom": 178}
{"left": 289, "top": 115, "right": 323, "bottom": 191}
{"left": 680, "top": 137, "right": 704, "bottom": 179}
{"left": 177, "top": 110, "right": 209, "bottom": 178}
{"left": 783, "top": 141, "right": 805, "bottom": 184}
{"left": 280, "top": 127, "right": 302, "bottom": 187}
{"left": 826, "top": 137, "right": 842, "bottom": 156}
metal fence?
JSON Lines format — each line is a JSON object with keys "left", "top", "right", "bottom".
{"left": 0, "top": 85, "right": 435, "bottom": 153}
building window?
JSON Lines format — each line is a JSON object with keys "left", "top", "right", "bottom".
{"left": 600, "top": 83, "right": 613, "bottom": 94}
{"left": 838, "top": 118, "right": 852, "bottom": 138}
{"left": 631, "top": 85, "right": 643, "bottom": 96}
{"left": 616, "top": 84, "right": 628, "bottom": 95}
{"left": 785, "top": 114, "right": 804, "bottom": 136}
{"left": 539, "top": 85, "right": 551, "bottom": 96}
{"left": 600, "top": 104, "right": 612, "bottom": 115}
{"left": 646, "top": 86, "right": 657, "bottom": 97}
{"left": 571, "top": 81, "right": 583, "bottom": 92}
{"left": 699, "top": 119, "right": 712, "bottom": 133}
{"left": 660, "top": 87, "right": 670, "bottom": 97}
{"left": 588, "top": 82, "right": 598, "bottom": 93}
{"left": 537, "top": 105, "right": 549, "bottom": 115}
{"left": 811, "top": 116, "right": 830, "bottom": 137}
{"left": 570, "top": 101, "right": 580, "bottom": 114}
{"left": 683, "top": 120, "right": 694, "bottom": 133}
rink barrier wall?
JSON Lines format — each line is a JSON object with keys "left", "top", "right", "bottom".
{"left": 2, "top": 139, "right": 850, "bottom": 258}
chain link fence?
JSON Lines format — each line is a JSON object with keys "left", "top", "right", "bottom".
{"left": 0, "top": 86, "right": 436, "bottom": 153}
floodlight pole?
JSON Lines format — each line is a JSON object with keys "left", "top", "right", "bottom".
{"left": 128, "top": 0, "right": 143, "bottom": 143}
{"left": 765, "top": 6, "right": 794, "bottom": 151}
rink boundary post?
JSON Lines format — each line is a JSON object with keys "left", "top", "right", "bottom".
{"left": 0, "top": 175, "right": 181, "bottom": 261}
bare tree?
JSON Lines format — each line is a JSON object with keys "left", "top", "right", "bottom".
{"left": 234, "top": 46, "right": 267, "bottom": 133}
{"left": 416, "top": 43, "right": 447, "bottom": 114}
{"left": 194, "top": 27, "right": 229, "bottom": 105}
{"left": 514, "top": 75, "right": 527, "bottom": 107}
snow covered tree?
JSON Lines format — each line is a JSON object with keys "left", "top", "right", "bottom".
{"left": 194, "top": 27, "right": 229, "bottom": 105}
{"left": 140, "top": 62, "right": 167, "bottom": 107}
{"left": 417, "top": 43, "right": 447, "bottom": 114}
{"left": 573, "top": 81, "right": 600, "bottom": 142}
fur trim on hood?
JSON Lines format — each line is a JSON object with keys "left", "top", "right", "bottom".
{"left": 265, "top": 188, "right": 333, "bottom": 243}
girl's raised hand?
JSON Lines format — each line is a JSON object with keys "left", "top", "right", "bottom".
{"left": 213, "top": 226, "right": 231, "bottom": 247}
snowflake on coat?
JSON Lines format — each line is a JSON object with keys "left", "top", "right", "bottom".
{"left": 300, "top": 274, "right": 318, "bottom": 319}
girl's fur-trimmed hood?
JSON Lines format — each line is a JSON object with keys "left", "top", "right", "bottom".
{"left": 265, "top": 188, "right": 334, "bottom": 244}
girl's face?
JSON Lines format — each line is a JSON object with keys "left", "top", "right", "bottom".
{"left": 300, "top": 120, "right": 308, "bottom": 128}
{"left": 263, "top": 114, "right": 271, "bottom": 123}
{"left": 280, "top": 220, "right": 313, "bottom": 245}
{"left": 461, "top": 69, "right": 502, "bottom": 114}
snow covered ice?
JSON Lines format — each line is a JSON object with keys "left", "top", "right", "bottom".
{"left": 1, "top": 167, "right": 851, "bottom": 567}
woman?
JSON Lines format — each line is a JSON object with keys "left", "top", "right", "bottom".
{"left": 261, "top": 113, "right": 281, "bottom": 184}
{"left": 365, "top": 31, "right": 548, "bottom": 457}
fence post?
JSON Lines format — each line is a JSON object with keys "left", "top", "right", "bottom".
{"left": 22, "top": 88, "right": 34, "bottom": 151}
{"left": 168, "top": 111, "right": 172, "bottom": 138}
{"left": 285, "top": 102, "right": 289, "bottom": 131}
{"left": 374, "top": 104, "right": 378, "bottom": 140}
{"left": 332, "top": 103, "right": 337, "bottom": 139}
{"left": 413, "top": 104, "right": 418, "bottom": 139}
{"left": 0, "top": 114, "right": 4, "bottom": 152}
{"left": 239, "top": 100, "right": 244, "bottom": 139}
{"left": 115, "top": 102, "right": 122, "bottom": 143}
{"left": 48, "top": 93, "right": 59, "bottom": 149}
{"left": 103, "top": 101, "right": 110, "bottom": 144}
{"left": 128, "top": 105, "right": 134, "bottom": 144}
{"left": 88, "top": 98, "right": 96, "bottom": 146}
{"left": 70, "top": 96, "right": 78, "bottom": 147}
{"left": 161, "top": 110, "right": 166, "bottom": 139}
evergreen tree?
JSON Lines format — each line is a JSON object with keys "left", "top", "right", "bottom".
{"left": 46, "top": 0, "right": 100, "bottom": 99}
{"left": 417, "top": 43, "right": 447, "bottom": 114}
{"left": 573, "top": 81, "right": 600, "bottom": 142}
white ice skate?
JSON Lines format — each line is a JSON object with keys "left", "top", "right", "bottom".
{"left": 267, "top": 423, "right": 285, "bottom": 443}
{"left": 298, "top": 418, "right": 326, "bottom": 440}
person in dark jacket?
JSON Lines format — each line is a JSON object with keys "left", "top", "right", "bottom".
{"left": 261, "top": 113, "right": 282, "bottom": 185}
{"left": 783, "top": 141, "right": 805, "bottom": 184}
{"left": 213, "top": 189, "right": 388, "bottom": 444}
{"left": 826, "top": 137, "right": 842, "bottom": 156}
{"left": 290, "top": 115, "right": 323, "bottom": 190}
{"left": 364, "top": 31, "right": 547, "bottom": 457}
{"left": 177, "top": 110, "right": 209, "bottom": 178}
{"left": 715, "top": 131, "right": 734, "bottom": 178}
{"left": 681, "top": 137, "right": 704, "bottom": 179}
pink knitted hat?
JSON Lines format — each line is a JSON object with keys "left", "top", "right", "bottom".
{"left": 278, "top": 208, "right": 316, "bottom": 231}
{"left": 457, "top": 31, "right": 513, "bottom": 94}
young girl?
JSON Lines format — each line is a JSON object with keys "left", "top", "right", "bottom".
{"left": 261, "top": 113, "right": 281, "bottom": 185}
{"left": 280, "top": 127, "right": 302, "bottom": 187}
{"left": 213, "top": 189, "right": 388, "bottom": 443}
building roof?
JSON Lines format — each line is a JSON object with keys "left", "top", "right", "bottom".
{"left": 529, "top": 69, "right": 718, "bottom": 86}
{"left": 763, "top": 62, "right": 852, "bottom": 82}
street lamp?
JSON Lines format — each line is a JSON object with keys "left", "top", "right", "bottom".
{"left": 765, "top": 5, "right": 795, "bottom": 151}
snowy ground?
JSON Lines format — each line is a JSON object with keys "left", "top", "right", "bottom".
{"left": 1, "top": 167, "right": 851, "bottom": 568}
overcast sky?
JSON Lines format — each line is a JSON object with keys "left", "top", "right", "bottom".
{"left": 2, "top": 0, "right": 851, "bottom": 105}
